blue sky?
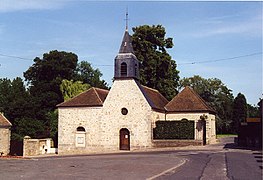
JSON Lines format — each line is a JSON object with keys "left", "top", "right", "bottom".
{"left": 0, "top": 1, "right": 262, "bottom": 105}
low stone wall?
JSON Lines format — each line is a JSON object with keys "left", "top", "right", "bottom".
{"left": 152, "top": 139, "right": 203, "bottom": 148}
{"left": 23, "top": 137, "right": 57, "bottom": 157}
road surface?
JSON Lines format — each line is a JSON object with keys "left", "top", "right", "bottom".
{"left": 0, "top": 137, "right": 262, "bottom": 180}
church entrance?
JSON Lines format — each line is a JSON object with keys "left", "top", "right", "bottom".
{"left": 119, "top": 128, "right": 130, "bottom": 150}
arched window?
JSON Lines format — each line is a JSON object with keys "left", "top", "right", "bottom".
{"left": 76, "top": 126, "right": 86, "bottom": 147}
{"left": 121, "top": 62, "right": 127, "bottom": 76}
{"left": 77, "top": 126, "right": 85, "bottom": 132}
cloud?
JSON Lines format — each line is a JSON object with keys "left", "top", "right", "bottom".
{"left": 0, "top": 0, "right": 66, "bottom": 12}
{"left": 189, "top": 14, "right": 262, "bottom": 38}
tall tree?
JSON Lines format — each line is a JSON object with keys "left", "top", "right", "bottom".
{"left": 132, "top": 25, "right": 180, "bottom": 100}
{"left": 232, "top": 93, "right": 247, "bottom": 133}
{"left": 0, "top": 78, "right": 31, "bottom": 124}
{"left": 24, "top": 50, "right": 79, "bottom": 118}
{"left": 180, "top": 75, "right": 234, "bottom": 134}
{"left": 23, "top": 50, "right": 79, "bottom": 138}
{"left": 0, "top": 78, "right": 43, "bottom": 140}
{"left": 73, "top": 61, "right": 108, "bottom": 89}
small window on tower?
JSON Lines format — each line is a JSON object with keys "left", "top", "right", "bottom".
{"left": 121, "top": 62, "right": 127, "bottom": 76}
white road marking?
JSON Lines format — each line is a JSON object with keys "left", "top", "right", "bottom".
{"left": 146, "top": 158, "right": 187, "bottom": 180}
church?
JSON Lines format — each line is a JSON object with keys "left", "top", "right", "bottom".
{"left": 57, "top": 27, "right": 216, "bottom": 155}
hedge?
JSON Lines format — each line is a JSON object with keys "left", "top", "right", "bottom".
{"left": 153, "top": 120, "right": 194, "bottom": 140}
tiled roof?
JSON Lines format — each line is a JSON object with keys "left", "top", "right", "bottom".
{"left": 57, "top": 87, "right": 109, "bottom": 107}
{"left": 139, "top": 84, "right": 169, "bottom": 111}
{"left": 0, "top": 114, "right": 12, "bottom": 127}
{"left": 165, "top": 86, "right": 216, "bottom": 114}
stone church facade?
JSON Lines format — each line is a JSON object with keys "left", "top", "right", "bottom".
{"left": 57, "top": 29, "right": 216, "bottom": 155}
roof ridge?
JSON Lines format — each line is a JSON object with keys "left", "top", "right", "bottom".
{"left": 57, "top": 87, "right": 91, "bottom": 106}
{"left": 139, "top": 83, "right": 169, "bottom": 111}
{"left": 165, "top": 86, "right": 216, "bottom": 114}
{"left": 141, "top": 85, "right": 159, "bottom": 93}
{"left": 93, "top": 87, "right": 103, "bottom": 104}
{"left": 187, "top": 86, "right": 215, "bottom": 111}
{"left": 94, "top": 87, "right": 109, "bottom": 92}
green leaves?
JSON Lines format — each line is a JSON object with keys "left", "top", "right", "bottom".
{"left": 24, "top": 50, "right": 78, "bottom": 83}
{"left": 180, "top": 75, "right": 234, "bottom": 134}
{"left": 73, "top": 61, "right": 108, "bottom": 89}
{"left": 233, "top": 93, "right": 247, "bottom": 133}
{"left": 0, "top": 50, "right": 109, "bottom": 141}
{"left": 132, "top": 25, "right": 179, "bottom": 100}
{"left": 153, "top": 120, "right": 195, "bottom": 140}
{"left": 60, "top": 79, "right": 90, "bottom": 101}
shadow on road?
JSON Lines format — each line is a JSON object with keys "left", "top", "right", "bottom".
{"left": 222, "top": 136, "right": 262, "bottom": 151}
{"left": 220, "top": 136, "right": 263, "bottom": 172}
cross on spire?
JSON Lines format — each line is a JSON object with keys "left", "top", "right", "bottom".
{"left": 125, "top": 8, "right": 129, "bottom": 31}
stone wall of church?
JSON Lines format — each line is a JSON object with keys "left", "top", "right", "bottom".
{"left": 58, "top": 107, "right": 104, "bottom": 155}
{"left": 0, "top": 127, "right": 11, "bottom": 155}
{"left": 101, "top": 79, "right": 154, "bottom": 151}
{"left": 58, "top": 79, "right": 155, "bottom": 155}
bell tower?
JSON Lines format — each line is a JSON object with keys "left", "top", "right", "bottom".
{"left": 114, "top": 12, "right": 139, "bottom": 80}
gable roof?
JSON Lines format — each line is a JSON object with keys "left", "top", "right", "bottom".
{"left": 165, "top": 86, "right": 216, "bottom": 114}
{"left": 57, "top": 87, "right": 109, "bottom": 107}
{"left": 0, "top": 113, "right": 12, "bottom": 127}
{"left": 138, "top": 83, "right": 169, "bottom": 112}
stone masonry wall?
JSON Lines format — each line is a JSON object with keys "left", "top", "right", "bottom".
{"left": 58, "top": 79, "right": 154, "bottom": 155}
{"left": 101, "top": 79, "right": 153, "bottom": 151}
{"left": 58, "top": 107, "right": 103, "bottom": 155}
{"left": 58, "top": 78, "right": 217, "bottom": 155}
{"left": 0, "top": 128, "right": 11, "bottom": 155}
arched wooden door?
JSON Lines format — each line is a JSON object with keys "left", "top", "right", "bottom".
{"left": 119, "top": 128, "right": 130, "bottom": 150}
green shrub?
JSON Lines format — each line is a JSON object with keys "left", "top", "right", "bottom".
{"left": 153, "top": 120, "right": 194, "bottom": 139}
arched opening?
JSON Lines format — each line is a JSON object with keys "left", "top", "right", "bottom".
{"left": 119, "top": 128, "right": 130, "bottom": 150}
{"left": 120, "top": 62, "right": 127, "bottom": 76}
{"left": 77, "top": 126, "right": 85, "bottom": 132}
{"left": 76, "top": 126, "right": 86, "bottom": 147}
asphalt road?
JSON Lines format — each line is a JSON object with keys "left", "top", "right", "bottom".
{"left": 157, "top": 137, "right": 262, "bottom": 180}
{"left": 0, "top": 137, "right": 262, "bottom": 180}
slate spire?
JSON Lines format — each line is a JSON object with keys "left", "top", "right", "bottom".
{"left": 119, "top": 11, "right": 134, "bottom": 54}
{"left": 114, "top": 12, "right": 139, "bottom": 80}
{"left": 119, "top": 30, "right": 134, "bottom": 54}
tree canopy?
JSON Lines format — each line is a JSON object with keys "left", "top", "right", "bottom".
{"left": 73, "top": 61, "right": 108, "bottom": 89}
{"left": 60, "top": 79, "right": 90, "bottom": 101}
{"left": 232, "top": 93, "right": 247, "bottom": 133}
{"left": 180, "top": 75, "right": 234, "bottom": 134}
{"left": 132, "top": 25, "right": 180, "bottom": 100}
{"left": 0, "top": 50, "right": 108, "bottom": 141}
